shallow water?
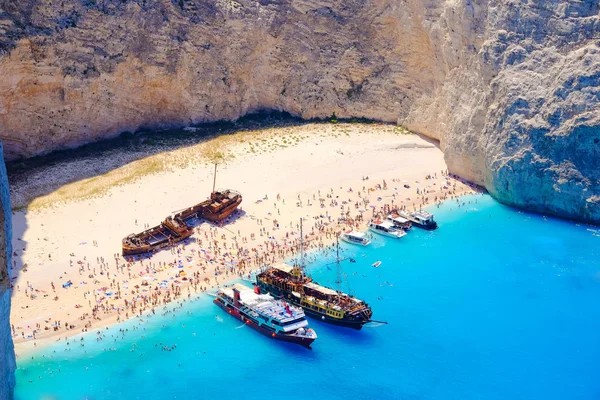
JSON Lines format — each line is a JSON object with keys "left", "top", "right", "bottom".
{"left": 15, "top": 194, "right": 600, "bottom": 400}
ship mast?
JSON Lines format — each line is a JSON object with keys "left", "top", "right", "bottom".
{"left": 335, "top": 236, "right": 342, "bottom": 294}
{"left": 212, "top": 162, "right": 218, "bottom": 195}
{"left": 335, "top": 236, "right": 350, "bottom": 302}
{"left": 299, "top": 218, "right": 305, "bottom": 276}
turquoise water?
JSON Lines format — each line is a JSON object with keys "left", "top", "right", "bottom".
{"left": 15, "top": 195, "right": 600, "bottom": 400}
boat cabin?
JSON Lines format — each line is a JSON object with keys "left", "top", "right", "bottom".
{"left": 371, "top": 220, "right": 397, "bottom": 233}
{"left": 387, "top": 214, "right": 412, "bottom": 230}
{"left": 412, "top": 210, "right": 435, "bottom": 224}
{"left": 346, "top": 231, "right": 367, "bottom": 243}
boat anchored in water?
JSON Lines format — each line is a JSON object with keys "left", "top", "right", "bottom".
{"left": 368, "top": 220, "right": 407, "bottom": 239}
{"left": 340, "top": 230, "right": 371, "bottom": 246}
{"left": 397, "top": 210, "right": 438, "bottom": 230}
{"left": 386, "top": 214, "right": 412, "bottom": 231}
{"left": 256, "top": 221, "right": 376, "bottom": 330}
{"left": 214, "top": 283, "right": 317, "bottom": 347}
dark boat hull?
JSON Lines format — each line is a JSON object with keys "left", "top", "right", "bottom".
{"left": 122, "top": 187, "right": 242, "bottom": 256}
{"left": 122, "top": 244, "right": 153, "bottom": 256}
{"left": 302, "top": 307, "right": 366, "bottom": 330}
{"left": 257, "top": 281, "right": 368, "bottom": 330}
{"left": 214, "top": 298, "right": 315, "bottom": 347}
{"left": 122, "top": 229, "right": 193, "bottom": 256}
{"left": 413, "top": 222, "right": 438, "bottom": 230}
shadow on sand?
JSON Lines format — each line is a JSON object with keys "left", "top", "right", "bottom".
{"left": 5, "top": 112, "right": 413, "bottom": 210}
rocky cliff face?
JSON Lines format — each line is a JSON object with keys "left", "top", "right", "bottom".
{"left": 0, "top": 0, "right": 598, "bottom": 222}
{"left": 0, "top": 141, "right": 15, "bottom": 399}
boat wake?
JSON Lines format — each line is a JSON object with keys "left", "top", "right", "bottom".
{"left": 587, "top": 228, "right": 600, "bottom": 237}
{"left": 364, "top": 322, "right": 387, "bottom": 328}
{"left": 235, "top": 324, "right": 246, "bottom": 329}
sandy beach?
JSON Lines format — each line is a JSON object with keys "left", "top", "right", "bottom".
{"left": 8, "top": 122, "right": 478, "bottom": 356}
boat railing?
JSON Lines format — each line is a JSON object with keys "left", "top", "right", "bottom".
{"left": 214, "top": 188, "right": 242, "bottom": 197}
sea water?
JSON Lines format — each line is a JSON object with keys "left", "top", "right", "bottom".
{"left": 14, "top": 194, "right": 600, "bottom": 400}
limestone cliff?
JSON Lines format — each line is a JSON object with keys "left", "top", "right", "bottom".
{"left": 0, "top": 0, "right": 598, "bottom": 223}
{"left": 0, "top": 141, "right": 15, "bottom": 399}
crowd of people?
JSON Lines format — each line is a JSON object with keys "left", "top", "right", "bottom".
{"left": 11, "top": 169, "right": 481, "bottom": 354}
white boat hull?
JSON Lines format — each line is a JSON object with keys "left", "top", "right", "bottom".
{"left": 368, "top": 226, "right": 406, "bottom": 239}
{"left": 340, "top": 234, "right": 371, "bottom": 246}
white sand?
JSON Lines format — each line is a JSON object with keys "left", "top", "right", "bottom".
{"left": 8, "top": 123, "right": 477, "bottom": 355}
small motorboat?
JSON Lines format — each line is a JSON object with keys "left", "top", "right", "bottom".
{"left": 340, "top": 231, "right": 371, "bottom": 246}
{"left": 372, "top": 261, "right": 382, "bottom": 268}
{"left": 386, "top": 214, "right": 412, "bottom": 231}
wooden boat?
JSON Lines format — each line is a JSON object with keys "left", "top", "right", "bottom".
{"left": 122, "top": 216, "right": 193, "bottom": 256}
{"left": 198, "top": 189, "right": 242, "bottom": 222}
{"left": 170, "top": 164, "right": 242, "bottom": 223}
{"left": 256, "top": 222, "right": 376, "bottom": 330}
{"left": 121, "top": 164, "right": 242, "bottom": 256}
{"left": 169, "top": 189, "right": 242, "bottom": 224}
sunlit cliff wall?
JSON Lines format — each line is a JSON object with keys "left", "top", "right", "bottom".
{"left": 0, "top": 0, "right": 598, "bottom": 224}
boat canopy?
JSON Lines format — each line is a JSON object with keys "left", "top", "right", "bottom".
{"left": 388, "top": 215, "right": 409, "bottom": 224}
{"left": 413, "top": 210, "right": 434, "bottom": 220}
{"left": 304, "top": 282, "right": 338, "bottom": 296}
{"left": 348, "top": 231, "right": 366, "bottom": 239}
{"left": 375, "top": 220, "right": 396, "bottom": 229}
{"left": 271, "top": 262, "right": 295, "bottom": 274}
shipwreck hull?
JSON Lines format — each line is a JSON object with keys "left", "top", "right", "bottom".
{"left": 122, "top": 224, "right": 193, "bottom": 256}
{"left": 121, "top": 188, "right": 242, "bottom": 256}
{"left": 201, "top": 196, "right": 242, "bottom": 222}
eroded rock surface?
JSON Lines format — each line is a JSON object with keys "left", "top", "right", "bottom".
{"left": 0, "top": 0, "right": 598, "bottom": 222}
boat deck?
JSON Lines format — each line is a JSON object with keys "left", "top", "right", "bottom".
{"left": 221, "top": 284, "right": 305, "bottom": 323}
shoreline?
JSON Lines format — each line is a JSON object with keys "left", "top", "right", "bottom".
{"left": 9, "top": 123, "right": 480, "bottom": 356}
{"left": 13, "top": 187, "right": 479, "bottom": 358}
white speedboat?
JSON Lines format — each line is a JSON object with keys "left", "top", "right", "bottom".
{"left": 340, "top": 231, "right": 371, "bottom": 246}
{"left": 368, "top": 220, "right": 407, "bottom": 239}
